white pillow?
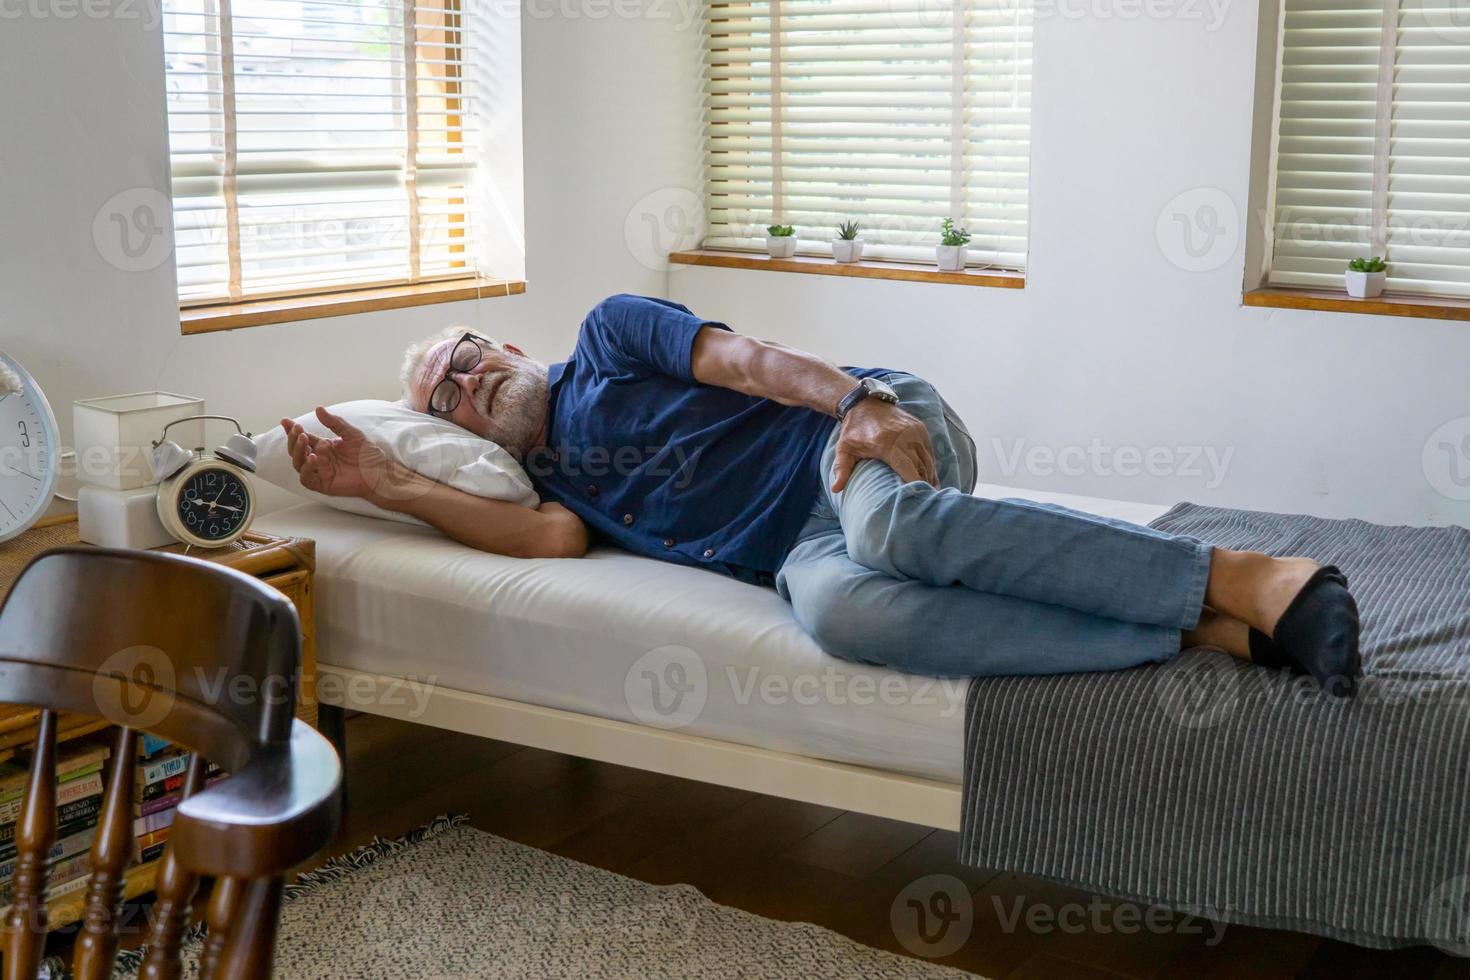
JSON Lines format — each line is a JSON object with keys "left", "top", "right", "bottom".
{"left": 254, "top": 400, "right": 539, "bottom": 525}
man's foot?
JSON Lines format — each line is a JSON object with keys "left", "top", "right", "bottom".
{"left": 1183, "top": 609, "right": 1250, "bottom": 660}
{"left": 1253, "top": 555, "right": 1324, "bottom": 637}
{"left": 1206, "top": 551, "right": 1361, "bottom": 697}
{"left": 1263, "top": 565, "right": 1361, "bottom": 697}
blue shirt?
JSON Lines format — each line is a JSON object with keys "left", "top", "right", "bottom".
{"left": 527, "top": 295, "right": 886, "bottom": 583}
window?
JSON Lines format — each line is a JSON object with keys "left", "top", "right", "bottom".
{"left": 700, "top": 0, "right": 1032, "bottom": 270}
{"left": 162, "top": 0, "right": 481, "bottom": 306}
{"left": 1265, "top": 0, "right": 1470, "bottom": 299}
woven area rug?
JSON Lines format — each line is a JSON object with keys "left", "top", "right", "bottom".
{"left": 104, "top": 816, "right": 979, "bottom": 979}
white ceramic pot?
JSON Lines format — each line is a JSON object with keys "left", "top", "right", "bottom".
{"left": 831, "top": 238, "right": 865, "bottom": 264}
{"left": 765, "top": 236, "right": 797, "bottom": 258}
{"left": 1345, "top": 269, "right": 1385, "bottom": 299}
{"left": 936, "top": 244, "right": 966, "bottom": 272}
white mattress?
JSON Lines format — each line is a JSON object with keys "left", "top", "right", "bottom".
{"left": 258, "top": 484, "right": 1170, "bottom": 783}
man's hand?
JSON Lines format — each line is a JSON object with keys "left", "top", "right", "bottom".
{"left": 831, "top": 399, "right": 937, "bottom": 492}
{"left": 281, "top": 406, "right": 411, "bottom": 504}
{"left": 282, "top": 407, "right": 587, "bottom": 559}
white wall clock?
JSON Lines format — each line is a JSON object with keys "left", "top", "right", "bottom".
{"left": 0, "top": 351, "right": 60, "bottom": 543}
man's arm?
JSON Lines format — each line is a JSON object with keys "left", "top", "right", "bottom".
{"left": 689, "top": 327, "right": 937, "bottom": 491}
{"left": 376, "top": 474, "right": 589, "bottom": 559}
{"left": 282, "top": 407, "right": 588, "bottom": 559}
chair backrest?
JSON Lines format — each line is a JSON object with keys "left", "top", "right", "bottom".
{"left": 0, "top": 547, "right": 307, "bottom": 980}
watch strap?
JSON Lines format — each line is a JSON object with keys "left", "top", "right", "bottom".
{"left": 836, "top": 379, "right": 871, "bottom": 420}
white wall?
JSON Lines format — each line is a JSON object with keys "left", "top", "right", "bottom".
{"left": 4, "top": 0, "right": 1468, "bottom": 527}
{"left": 0, "top": 0, "right": 701, "bottom": 511}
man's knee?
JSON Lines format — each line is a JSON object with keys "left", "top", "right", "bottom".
{"left": 840, "top": 478, "right": 927, "bottom": 575}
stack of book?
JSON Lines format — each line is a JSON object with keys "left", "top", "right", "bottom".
{"left": 134, "top": 736, "right": 223, "bottom": 865}
{"left": 0, "top": 739, "right": 111, "bottom": 906}
{"left": 0, "top": 734, "right": 228, "bottom": 912}
{"left": 135, "top": 736, "right": 188, "bottom": 866}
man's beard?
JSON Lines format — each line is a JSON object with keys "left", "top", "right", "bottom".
{"left": 470, "top": 361, "right": 549, "bottom": 458}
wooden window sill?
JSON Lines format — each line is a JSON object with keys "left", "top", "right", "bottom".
{"left": 669, "top": 249, "right": 1024, "bottom": 289}
{"left": 180, "top": 278, "right": 526, "bottom": 335}
{"left": 1244, "top": 287, "right": 1470, "bottom": 323}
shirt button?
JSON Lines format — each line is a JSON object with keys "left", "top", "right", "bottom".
{"left": 551, "top": 452, "right": 560, "bottom": 462}
{"left": 662, "top": 538, "right": 675, "bottom": 548}
{"left": 623, "top": 514, "right": 634, "bottom": 526}
{"left": 587, "top": 485, "right": 599, "bottom": 497}
{"left": 703, "top": 548, "right": 715, "bottom": 559}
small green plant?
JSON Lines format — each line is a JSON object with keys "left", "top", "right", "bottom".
{"left": 837, "top": 220, "right": 861, "bottom": 241}
{"left": 940, "top": 218, "right": 971, "bottom": 247}
{"left": 1348, "top": 256, "right": 1386, "bottom": 273}
{"left": 767, "top": 224, "right": 795, "bottom": 237}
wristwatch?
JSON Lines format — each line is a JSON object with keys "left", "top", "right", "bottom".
{"left": 836, "top": 376, "right": 900, "bottom": 420}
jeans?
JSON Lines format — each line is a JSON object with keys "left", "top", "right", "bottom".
{"left": 774, "top": 374, "right": 1213, "bottom": 678}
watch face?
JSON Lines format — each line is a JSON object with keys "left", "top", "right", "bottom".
{"left": 177, "top": 466, "right": 250, "bottom": 542}
{"left": 867, "top": 378, "right": 899, "bottom": 402}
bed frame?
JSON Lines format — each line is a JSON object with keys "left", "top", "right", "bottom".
{"left": 315, "top": 663, "right": 964, "bottom": 830}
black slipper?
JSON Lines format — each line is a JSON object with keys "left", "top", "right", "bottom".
{"left": 1253, "top": 565, "right": 1361, "bottom": 698}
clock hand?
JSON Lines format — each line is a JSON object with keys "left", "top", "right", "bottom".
{"left": 186, "top": 498, "right": 242, "bottom": 513}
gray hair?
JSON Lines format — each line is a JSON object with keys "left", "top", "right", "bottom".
{"left": 399, "top": 325, "right": 481, "bottom": 406}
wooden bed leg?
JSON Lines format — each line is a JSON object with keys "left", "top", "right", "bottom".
{"left": 317, "top": 703, "right": 348, "bottom": 815}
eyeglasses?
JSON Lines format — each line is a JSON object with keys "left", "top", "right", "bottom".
{"left": 427, "top": 333, "right": 492, "bottom": 418}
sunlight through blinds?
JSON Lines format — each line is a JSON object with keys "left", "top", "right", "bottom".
{"left": 162, "top": 0, "right": 479, "bottom": 304}
{"left": 701, "top": 0, "right": 1032, "bottom": 269}
{"left": 1268, "top": 0, "right": 1470, "bottom": 298}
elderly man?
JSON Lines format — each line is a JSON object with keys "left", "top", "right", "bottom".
{"left": 282, "top": 294, "right": 1360, "bottom": 692}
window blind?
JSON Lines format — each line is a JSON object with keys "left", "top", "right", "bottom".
{"left": 701, "top": 0, "right": 1031, "bottom": 268}
{"left": 162, "top": 0, "right": 479, "bottom": 305}
{"left": 1268, "top": 0, "right": 1470, "bottom": 298}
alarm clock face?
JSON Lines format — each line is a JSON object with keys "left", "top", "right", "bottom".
{"left": 0, "top": 354, "right": 60, "bottom": 543}
{"left": 176, "top": 466, "right": 252, "bottom": 543}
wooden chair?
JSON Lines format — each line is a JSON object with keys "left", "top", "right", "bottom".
{"left": 0, "top": 547, "right": 342, "bottom": 980}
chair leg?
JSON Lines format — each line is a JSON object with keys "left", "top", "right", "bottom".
{"left": 209, "top": 877, "right": 284, "bottom": 980}
{"left": 2, "top": 710, "right": 58, "bottom": 980}
{"left": 198, "top": 877, "right": 242, "bottom": 980}
{"left": 73, "top": 726, "right": 140, "bottom": 980}
{"left": 140, "top": 756, "right": 207, "bottom": 980}
{"left": 137, "top": 847, "right": 202, "bottom": 980}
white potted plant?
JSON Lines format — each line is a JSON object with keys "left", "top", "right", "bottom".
{"left": 1345, "top": 255, "right": 1386, "bottom": 298}
{"left": 831, "top": 220, "right": 864, "bottom": 264}
{"left": 936, "top": 217, "right": 970, "bottom": 271}
{"left": 765, "top": 224, "right": 797, "bottom": 258}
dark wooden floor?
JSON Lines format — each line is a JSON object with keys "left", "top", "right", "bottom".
{"left": 332, "top": 713, "right": 1470, "bottom": 980}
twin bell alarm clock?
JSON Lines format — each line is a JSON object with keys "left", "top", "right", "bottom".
{"left": 149, "top": 415, "right": 259, "bottom": 548}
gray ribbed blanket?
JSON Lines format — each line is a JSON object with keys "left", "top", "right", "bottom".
{"left": 958, "top": 503, "right": 1470, "bottom": 953}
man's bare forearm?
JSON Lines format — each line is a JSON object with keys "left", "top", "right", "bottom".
{"left": 687, "top": 324, "right": 938, "bottom": 488}
{"left": 369, "top": 468, "right": 588, "bottom": 559}
{"left": 690, "top": 327, "right": 855, "bottom": 417}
